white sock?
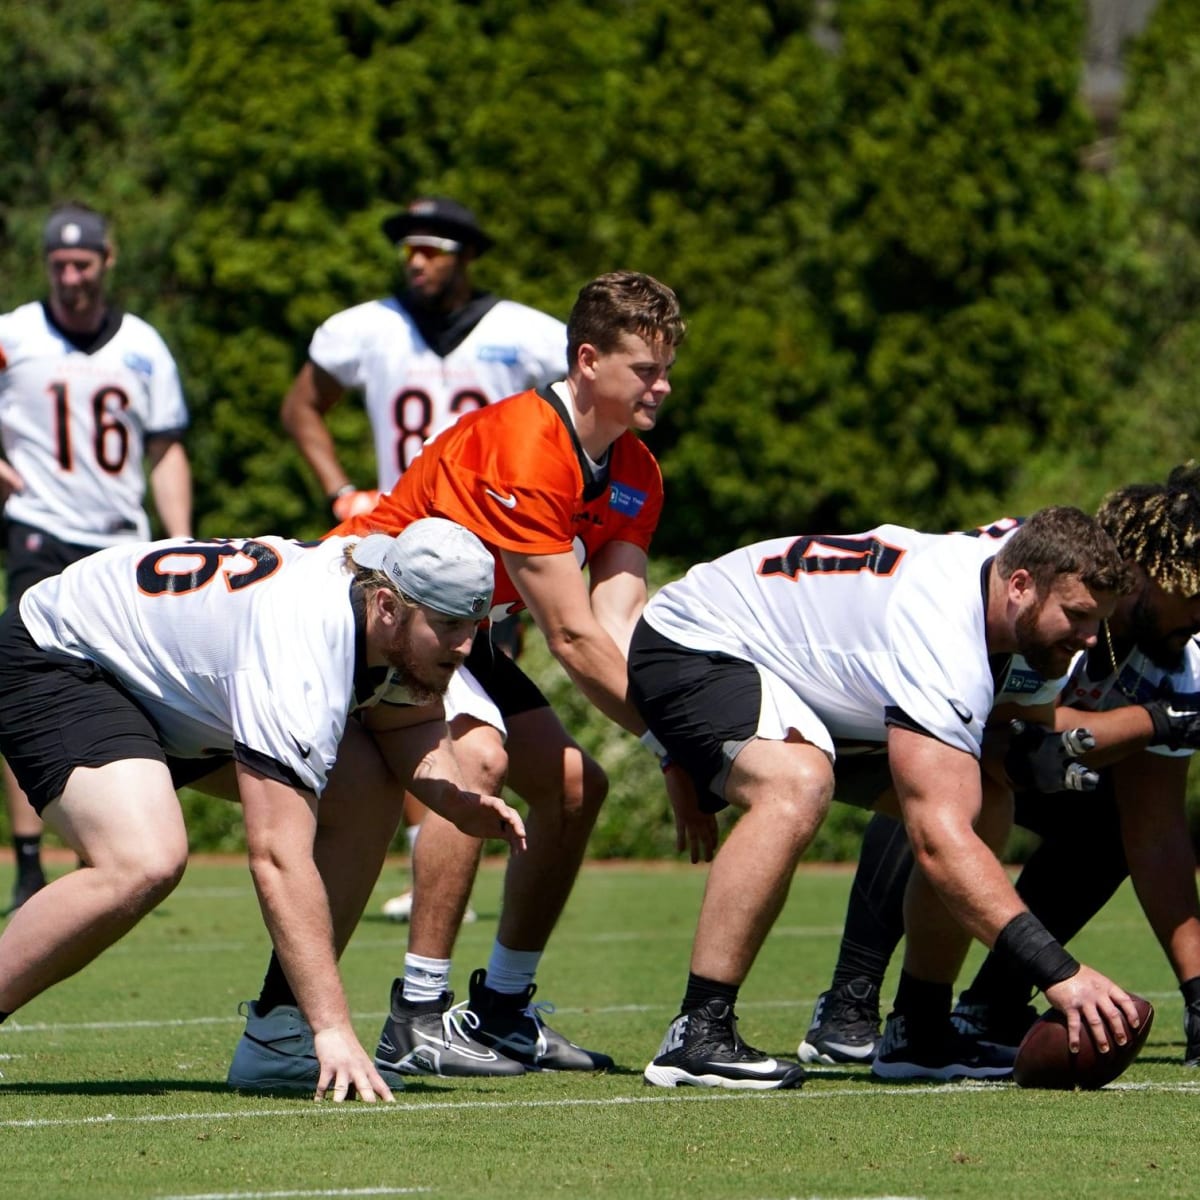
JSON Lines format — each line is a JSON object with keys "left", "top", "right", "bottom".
{"left": 485, "top": 943, "right": 543, "bottom": 995}
{"left": 405, "top": 824, "right": 420, "bottom": 854}
{"left": 403, "top": 953, "right": 451, "bottom": 1003}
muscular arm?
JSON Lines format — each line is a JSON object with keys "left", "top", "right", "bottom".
{"left": 361, "top": 704, "right": 526, "bottom": 849}
{"left": 503, "top": 545, "right": 648, "bottom": 734}
{"left": 280, "top": 361, "right": 350, "bottom": 496}
{"left": 1113, "top": 751, "right": 1200, "bottom": 982}
{"left": 888, "top": 725, "right": 1024, "bottom": 946}
{"left": 237, "top": 763, "right": 390, "bottom": 1099}
{"left": 145, "top": 435, "right": 192, "bottom": 537}
{"left": 586, "top": 539, "right": 651, "bottom": 656}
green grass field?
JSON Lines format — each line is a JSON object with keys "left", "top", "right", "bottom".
{"left": 4, "top": 855, "right": 1200, "bottom": 1200}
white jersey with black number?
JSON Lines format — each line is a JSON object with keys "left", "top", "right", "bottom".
{"left": 18, "top": 535, "right": 387, "bottom": 796}
{"left": 308, "top": 297, "right": 566, "bottom": 490}
{"left": 0, "top": 301, "right": 188, "bottom": 547}
{"left": 1059, "top": 638, "right": 1200, "bottom": 759}
{"left": 643, "top": 524, "right": 1022, "bottom": 757}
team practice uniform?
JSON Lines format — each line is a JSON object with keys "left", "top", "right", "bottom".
{"left": 632, "top": 523, "right": 1045, "bottom": 806}
{"left": 0, "top": 301, "right": 188, "bottom": 551}
{"left": 0, "top": 536, "right": 414, "bottom": 812}
{"left": 309, "top": 295, "right": 566, "bottom": 490}
{"left": 336, "top": 382, "right": 664, "bottom": 729}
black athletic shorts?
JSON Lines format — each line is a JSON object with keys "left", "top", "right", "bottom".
{"left": 0, "top": 608, "right": 230, "bottom": 813}
{"left": 628, "top": 619, "right": 895, "bottom": 815}
{"left": 466, "top": 623, "right": 548, "bottom": 718}
{"left": 627, "top": 619, "right": 765, "bottom": 813}
{"left": 3, "top": 520, "right": 98, "bottom": 608}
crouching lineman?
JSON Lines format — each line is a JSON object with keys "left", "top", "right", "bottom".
{"left": 0, "top": 518, "right": 525, "bottom": 1102}
{"left": 628, "top": 507, "right": 1145, "bottom": 1088}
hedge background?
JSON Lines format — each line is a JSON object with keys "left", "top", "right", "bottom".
{"left": 2, "top": 0, "right": 1199, "bottom": 858}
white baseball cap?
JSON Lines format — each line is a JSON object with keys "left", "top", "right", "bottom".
{"left": 351, "top": 518, "right": 494, "bottom": 619}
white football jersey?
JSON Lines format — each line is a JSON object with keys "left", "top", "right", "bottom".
{"left": 0, "top": 301, "right": 188, "bottom": 547}
{"left": 18, "top": 535, "right": 399, "bottom": 796}
{"left": 309, "top": 297, "right": 566, "bottom": 490}
{"left": 1059, "top": 637, "right": 1200, "bottom": 759}
{"left": 644, "top": 524, "right": 1022, "bottom": 757}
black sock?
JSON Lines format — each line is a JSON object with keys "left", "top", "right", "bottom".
{"left": 0, "top": 1011, "right": 8, "bottom": 1024}
{"left": 681, "top": 972, "right": 739, "bottom": 1014}
{"left": 256, "top": 952, "right": 297, "bottom": 1014}
{"left": 893, "top": 969, "right": 952, "bottom": 1026}
{"left": 831, "top": 813, "right": 913, "bottom": 990}
{"left": 14, "top": 835, "right": 43, "bottom": 881}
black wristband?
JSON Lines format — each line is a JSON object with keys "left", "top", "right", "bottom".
{"left": 1182, "top": 976, "right": 1200, "bottom": 1008}
{"left": 993, "top": 911, "right": 1080, "bottom": 993}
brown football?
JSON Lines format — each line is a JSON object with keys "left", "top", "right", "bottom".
{"left": 1013, "top": 994, "right": 1154, "bottom": 1089}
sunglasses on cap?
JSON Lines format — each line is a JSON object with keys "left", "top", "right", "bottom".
{"left": 399, "top": 235, "right": 462, "bottom": 260}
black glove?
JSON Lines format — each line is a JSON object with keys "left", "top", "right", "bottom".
{"left": 1182, "top": 976, "right": 1200, "bottom": 1066}
{"left": 1144, "top": 697, "right": 1200, "bottom": 751}
{"left": 1004, "top": 719, "right": 1099, "bottom": 793}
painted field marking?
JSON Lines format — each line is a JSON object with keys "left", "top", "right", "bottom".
{"left": 157, "top": 1189, "right": 430, "bottom": 1200}
{"left": 6, "top": 1080, "right": 1200, "bottom": 1132}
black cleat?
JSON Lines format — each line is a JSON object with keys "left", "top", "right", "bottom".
{"left": 375, "top": 979, "right": 525, "bottom": 1077}
{"left": 467, "top": 968, "right": 613, "bottom": 1071}
{"left": 644, "top": 997, "right": 806, "bottom": 1090}
{"left": 871, "top": 1013, "right": 1014, "bottom": 1081}
{"left": 798, "top": 977, "right": 882, "bottom": 1065}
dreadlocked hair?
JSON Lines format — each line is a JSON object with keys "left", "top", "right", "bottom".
{"left": 1096, "top": 464, "right": 1200, "bottom": 597}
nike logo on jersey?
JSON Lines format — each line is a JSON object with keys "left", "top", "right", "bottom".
{"left": 289, "top": 734, "right": 312, "bottom": 759}
{"left": 485, "top": 488, "right": 518, "bottom": 509}
{"left": 949, "top": 699, "right": 973, "bottom": 725}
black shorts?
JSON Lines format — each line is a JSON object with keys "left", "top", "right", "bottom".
{"left": 628, "top": 620, "right": 765, "bottom": 813}
{"left": 0, "top": 608, "right": 229, "bottom": 813}
{"left": 4, "top": 520, "right": 98, "bottom": 608}
{"left": 466, "top": 624, "right": 548, "bottom": 718}
{"left": 629, "top": 619, "right": 896, "bottom": 815}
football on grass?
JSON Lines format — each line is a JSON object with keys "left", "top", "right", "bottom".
{"left": 1013, "top": 994, "right": 1154, "bottom": 1089}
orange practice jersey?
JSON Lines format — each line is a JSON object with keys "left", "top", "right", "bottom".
{"left": 334, "top": 386, "right": 664, "bottom": 620}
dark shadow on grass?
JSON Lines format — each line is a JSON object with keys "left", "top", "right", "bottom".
{"left": 356, "top": 911, "right": 498, "bottom": 927}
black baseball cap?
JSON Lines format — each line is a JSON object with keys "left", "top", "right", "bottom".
{"left": 381, "top": 196, "right": 494, "bottom": 256}
{"left": 43, "top": 205, "right": 110, "bottom": 255}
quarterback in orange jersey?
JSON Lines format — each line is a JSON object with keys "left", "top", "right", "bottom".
{"left": 344, "top": 384, "right": 664, "bottom": 620}
{"left": 229, "top": 271, "right": 694, "bottom": 1086}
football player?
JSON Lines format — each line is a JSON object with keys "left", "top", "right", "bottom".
{"left": 800, "top": 468, "right": 1200, "bottom": 1076}
{"left": 231, "top": 270, "right": 690, "bottom": 1082}
{"left": 0, "top": 518, "right": 525, "bottom": 1101}
{"left": 0, "top": 203, "right": 192, "bottom": 913}
{"left": 280, "top": 195, "right": 566, "bottom": 914}
{"left": 628, "top": 507, "right": 1144, "bottom": 1088}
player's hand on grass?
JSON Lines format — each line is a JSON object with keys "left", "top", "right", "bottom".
{"left": 452, "top": 792, "right": 527, "bottom": 852}
{"left": 1003, "top": 719, "right": 1098, "bottom": 793}
{"left": 664, "top": 764, "right": 717, "bottom": 864}
{"left": 313, "top": 1026, "right": 395, "bottom": 1103}
{"left": 1043, "top": 965, "right": 1141, "bottom": 1055}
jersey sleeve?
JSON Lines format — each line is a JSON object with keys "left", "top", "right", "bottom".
{"left": 308, "top": 305, "right": 372, "bottom": 390}
{"left": 144, "top": 329, "right": 189, "bottom": 435}
{"left": 606, "top": 438, "right": 664, "bottom": 554}
{"left": 880, "top": 550, "right": 994, "bottom": 756}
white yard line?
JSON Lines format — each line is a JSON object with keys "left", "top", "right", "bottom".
{"left": 6, "top": 1080, "right": 1200, "bottom": 1132}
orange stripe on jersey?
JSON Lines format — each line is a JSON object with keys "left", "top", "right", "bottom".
{"left": 332, "top": 388, "right": 664, "bottom": 612}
